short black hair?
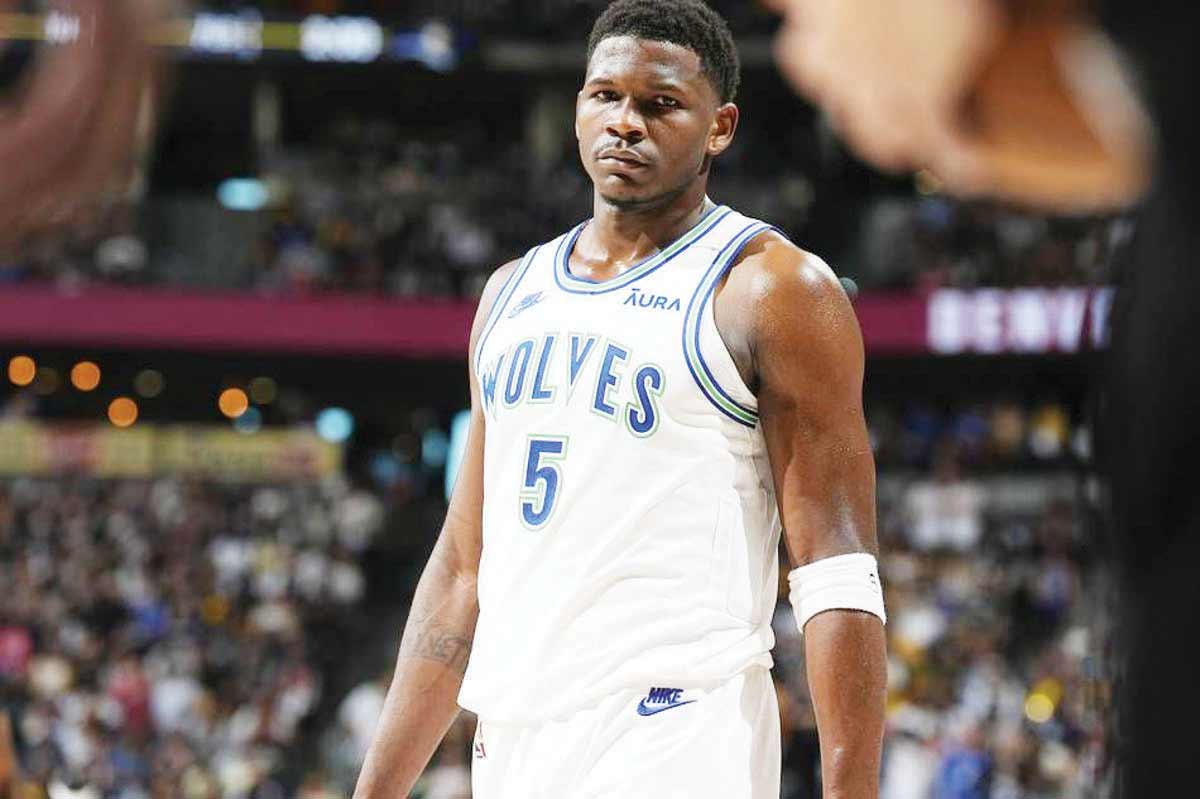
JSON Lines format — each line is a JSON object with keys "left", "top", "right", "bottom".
{"left": 586, "top": 0, "right": 740, "bottom": 104}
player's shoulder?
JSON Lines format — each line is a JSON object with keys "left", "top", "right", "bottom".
{"left": 482, "top": 257, "right": 522, "bottom": 299}
{"left": 727, "top": 227, "right": 845, "bottom": 312}
{"left": 476, "top": 223, "right": 578, "bottom": 313}
{"left": 470, "top": 257, "right": 525, "bottom": 351}
{"left": 479, "top": 256, "right": 524, "bottom": 309}
{"left": 722, "top": 225, "right": 863, "bottom": 366}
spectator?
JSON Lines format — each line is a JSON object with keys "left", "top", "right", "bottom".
{"left": 904, "top": 446, "right": 987, "bottom": 552}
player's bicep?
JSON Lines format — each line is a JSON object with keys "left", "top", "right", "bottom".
{"left": 752, "top": 249, "right": 878, "bottom": 567}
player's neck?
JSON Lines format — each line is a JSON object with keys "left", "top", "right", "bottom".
{"left": 582, "top": 187, "right": 712, "bottom": 269}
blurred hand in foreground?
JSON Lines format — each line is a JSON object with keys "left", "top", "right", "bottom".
{"left": 768, "top": 0, "right": 1151, "bottom": 212}
{"left": 0, "top": 0, "right": 166, "bottom": 249}
{"left": 0, "top": 711, "right": 18, "bottom": 798}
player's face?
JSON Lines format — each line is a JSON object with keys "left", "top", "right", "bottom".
{"left": 576, "top": 36, "right": 737, "bottom": 209}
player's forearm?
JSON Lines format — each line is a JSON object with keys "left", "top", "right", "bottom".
{"left": 352, "top": 545, "right": 479, "bottom": 799}
{"left": 804, "top": 610, "right": 888, "bottom": 799}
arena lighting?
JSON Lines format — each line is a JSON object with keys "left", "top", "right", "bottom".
{"left": 32, "top": 367, "right": 60, "bottom": 396}
{"left": 218, "top": 388, "right": 250, "bottom": 419}
{"left": 43, "top": 10, "right": 81, "bottom": 44}
{"left": 7, "top": 355, "right": 36, "bottom": 386}
{"left": 300, "top": 15, "right": 384, "bottom": 63}
{"left": 217, "top": 178, "right": 268, "bottom": 211}
{"left": 233, "top": 406, "right": 262, "bottom": 434}
{"left": 134, "top": 369, "right": 164, "bottom": 398}
{"left": 1, "top": 11, "right": 464, "bottom": 66}
{"left": 1024, "top": 692, "right": 1055, "bottom": 724}
{"left": 422, "top": 428, "right": 449, "bottom": 468}
{"left": 315, "top": 407, "right": 354, "bottom": 443}
{"left": 369, "top": 452, "right": 401, "bottom": 487}
{"left": 392, "top": 21, "right": 457, "bottom": 72}
{"left": 838, "top": 276, "right": 859, "bottom": 300}
{"left": 108, "top": 397, "right": 139, "bottom": 428}
{"left": 248, "top": 376, "right": 277, "bottom": 405}
{"left": 70, "top": 360, "right": 101, "bottom": 391}
{"left": 188, "top": 9, "right": 263, "bottom": 59}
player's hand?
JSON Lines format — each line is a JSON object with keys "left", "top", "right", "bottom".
{"left": 768, "top": 0, "right": 1150, "bottom": 212}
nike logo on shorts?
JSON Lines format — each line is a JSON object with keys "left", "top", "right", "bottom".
{"left": 636, "top": 686, "right": 696, "bottom": 716}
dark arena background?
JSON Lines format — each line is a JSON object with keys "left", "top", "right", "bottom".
{"left": 1, "top": 2, "right": 1125, "bottom": 798}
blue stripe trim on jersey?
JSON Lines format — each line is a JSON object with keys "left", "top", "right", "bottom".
{"left": 680, "top": 222, "right": 775, "bottom": 427}
{"left": 552, "top": 205, "right": 732, "bottom": 295}
{"left": 555, "top": 203, "right": 725, "bottom": 291}
{"left": 693, "top": 223, "right": 782, "bottom": 415}
{"left": 473, "top": 244, "right": 542, "bottom": 376}
{"left": 681, "top": 224, "right": 761, "bottom": 427}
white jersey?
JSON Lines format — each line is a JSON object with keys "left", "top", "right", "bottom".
{"left": 458, "top": 204, "right": 783, "bottom": 723}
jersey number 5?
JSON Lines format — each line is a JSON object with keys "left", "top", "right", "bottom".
{"left": 520, "top": 436, "right": 568, "bottom": 530}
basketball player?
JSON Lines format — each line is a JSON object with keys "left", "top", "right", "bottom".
{"left": 352, "top": 1, "right": 887, "bottom": 796}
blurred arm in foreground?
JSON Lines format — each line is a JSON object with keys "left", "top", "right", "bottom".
{"left": 1, "top": 711, "right": 21, "bottom": 799}
{"left": 770, "top": 2, "right": 1200, "bottom": 796}
{"left": 768, "top": 0, "right": 1151, "bottom": 212}
{"left": 0, "top": 0, "right": 165, "bottom": 248}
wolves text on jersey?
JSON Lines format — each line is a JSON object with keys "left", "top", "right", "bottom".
{"left": 479, "top": 332, "right": 665, "bottom": 437}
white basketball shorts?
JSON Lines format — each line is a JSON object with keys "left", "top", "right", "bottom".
{"left": 469, "top": 665, "right": 781, "bottom": 799}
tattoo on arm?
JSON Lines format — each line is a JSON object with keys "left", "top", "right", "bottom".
{"left": 401, "top": 623, "right": 473, "bottom": 673}
{"left": 399, "top": 535, "right": 478, "bottom": 674}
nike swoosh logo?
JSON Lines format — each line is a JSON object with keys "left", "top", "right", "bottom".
{"left": 636, "top": 699, "right": 697, "bottom": 716}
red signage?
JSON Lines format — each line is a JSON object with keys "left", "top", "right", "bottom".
{"left": 0, "top": 285, "right": 1113, "bottom": 358}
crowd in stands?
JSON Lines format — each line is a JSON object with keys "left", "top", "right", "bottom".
{"left": 0, "top": 109, "right": 1126, "bottom": 300}
{"left": 831, "top": 405, "right": 1106, "bottom": 799}
{"left": 867, "top": 399, "right": 1091, "bottom": 473}
{"left": 855, "top": 197, "right": 1132, "bottom": 291}
{"left": 0, "top": 476, "right": 384, "bottom": 799}
{"left": 862, "top": 484, "right": 1105, "bottom": 799}
{"left": 0, "top": 392, "right": 1107, "bottom": 799}
{"left": 0, "top": 202, "right": 147, "bottom": 290}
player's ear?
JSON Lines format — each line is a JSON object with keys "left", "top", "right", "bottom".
{"left": 707, "top": 103, "right": 738, "bottom": 157}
